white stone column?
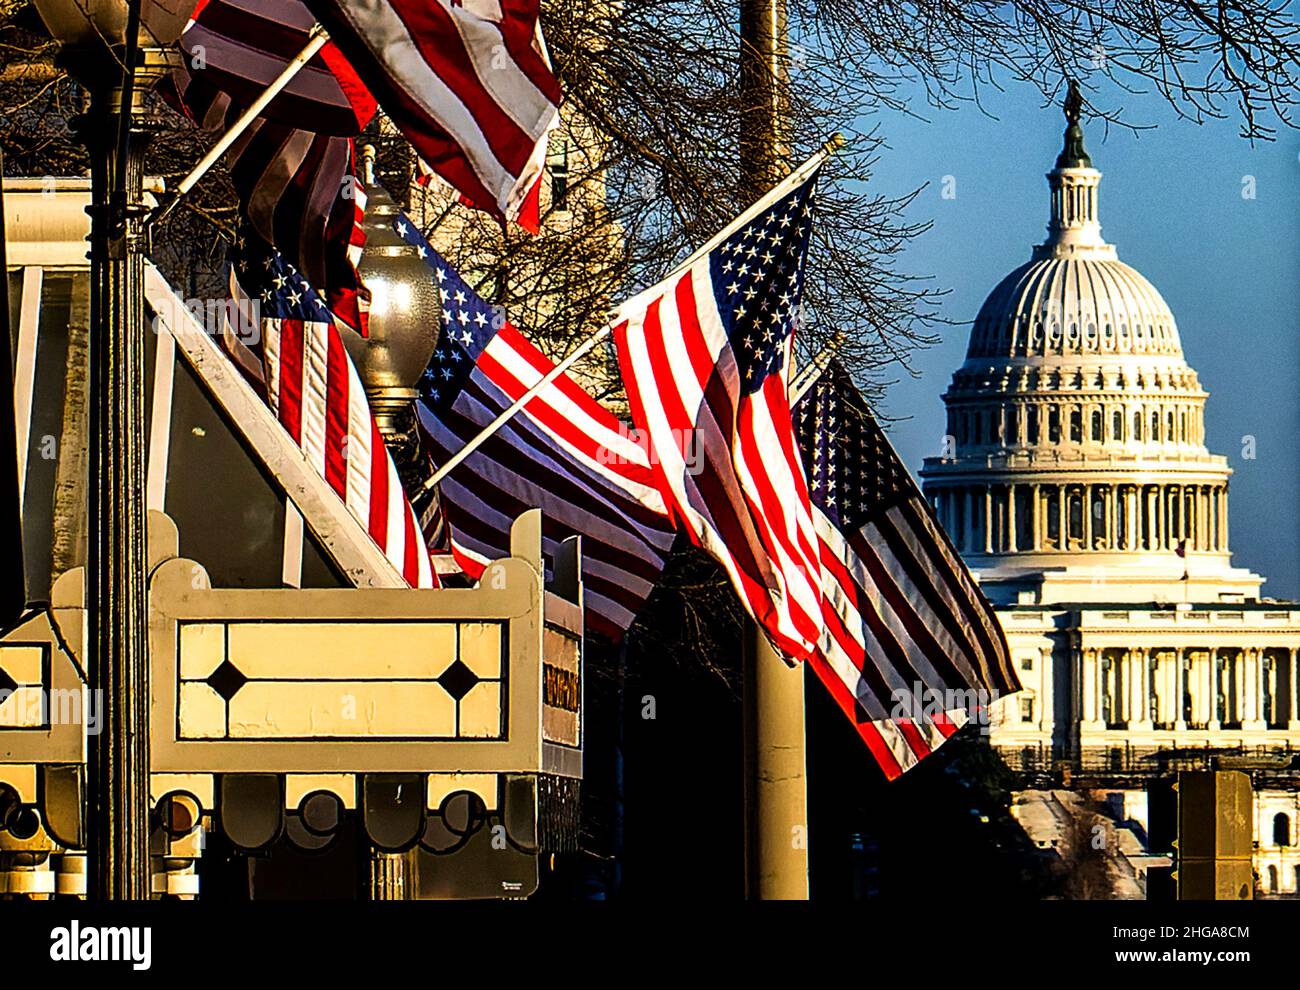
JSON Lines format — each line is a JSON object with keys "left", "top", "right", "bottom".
{"left": 1106, "top": 485, "right": 1116, "bottom": 551}
{"left": 1039, "top": 645, "right": 1055, "bottom": 742}
{"left": 1199, "top": 486, "right": 1207, "bottom": 550}
{"left": 1289, "top": 647, "right": 1300, "bottom": 731}
{"left": 1208, "top": 649, "right": 1221, "bottom": 730}
{"left": 1081, "top": 486, "right": 1092, "bottom": 549}
{"left": 1243, "top": 647, "right": 1265, "bottom": 730}
{"left": 1081, "top": 647, "right": 1103, "bottom": 729}
{"left": 1057, "top": 486, "right": 1066, "bottom": 551}
{"left": 1126, "top": 486, "right": 1136, "bottom": 550}
{"left": 1218, "top": 487, "right": 1228, "bottom": 551}
{"left": 1134, "top": 648, "right": 1153, "bottom": 729}
{"left": 1174, "top": 649, "right": 1188, "bottom": 730}
{"left": 1007, "top": 484, "right": 1017, "bottom": 552}
{"left": 1146, "top": 486, "right": 1157, "bottom": 551}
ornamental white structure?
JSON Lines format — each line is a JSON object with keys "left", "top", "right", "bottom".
{"left": 919, "top": 93, "right": 1300, "bottom": 894}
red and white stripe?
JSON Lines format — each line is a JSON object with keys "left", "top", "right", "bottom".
{"left": 419, "top": 323, "right": 675, "bottom": 639}
{"left": 305, "top": 0, "right": 561, "bottom": 224}
{"left": 260, "top": 312, "right": 437, "bottom": 588}
{"left": 613, "top": 260, "right": 824, "bottom": 664}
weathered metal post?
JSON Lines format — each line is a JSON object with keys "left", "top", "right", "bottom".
{"left": 32, "top": 0, "right": 186, "bottom": 899}
{"left": 738, "top": 0, "right": 810, "bottom": 900}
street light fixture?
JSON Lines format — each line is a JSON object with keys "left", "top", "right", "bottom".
{"left": 31, "top": 0, "right": 188, "bottom": 900}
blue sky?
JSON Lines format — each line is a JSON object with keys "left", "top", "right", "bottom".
{"left": 853, "top": 78, "right": 1300, "bottom": 600}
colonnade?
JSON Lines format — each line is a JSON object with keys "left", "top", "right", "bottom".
{"left": 949, "top": 398, "right": 1203, "bottom": 449}
{"left": 930, "top": 482, "right": 1228, "bottom": 555}
{"left": 1074, "top": 645, "right": 1300, "bottom": 731}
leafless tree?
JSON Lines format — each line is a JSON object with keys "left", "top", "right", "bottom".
{"left": 5, "top": 0, "right": 1300, "bottom": 677}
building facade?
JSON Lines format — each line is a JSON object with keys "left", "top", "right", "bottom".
{"left": 919, "top": 94, "right": 1300, "bottom": 894}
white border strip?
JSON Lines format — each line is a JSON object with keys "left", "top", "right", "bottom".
{"left": 14, "top": 266, "right": 42, "bottom": 512}
{"left": 146, "top": 330, "right": 176, "bottom": 513}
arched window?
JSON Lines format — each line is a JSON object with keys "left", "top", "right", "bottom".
{"left": 1151, "top": 411, "right": 1160, "bottom": 441}
{"left": 1027, "top": 407, "right": 1040, "bottom": 444}
{"left": 1274, "top": 813, "right": 1292, "bottom": 847}
{"left": 1112, "top": 410, "right": 1123, "bottom": 441}
{"left": 1167, "top": 410, "right": 1175, "bottom": 441}
{"left": 1048, "top": 407, "right": 1061, "bottom": 443}
{"left": 1269, "top": 865, "right": 1279, "bottom": 894}
{"left": 1070, "top": 409, "right": 1083, "bottom": 443}
{"left": 1091, "top": 409, "right": 1103, "bottom": 442}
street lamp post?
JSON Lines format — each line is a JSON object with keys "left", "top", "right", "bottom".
{"left": 32, "top": 0, "right": 187, "bottom": 899}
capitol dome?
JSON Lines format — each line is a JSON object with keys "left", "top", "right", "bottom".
{"left": 920, "top": 84, "right": 1262, "bottom": 605}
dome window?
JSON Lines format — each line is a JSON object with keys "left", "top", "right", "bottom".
{"left": 1133, "top": 411, "right": 1142, "bottom": 441}
{"left": 1091, "top": 410, "right": 1103, "bottom": 442}
{"left": 1151, "top": 411, "right": 1160, "bottom": 441}
{"left": 1112, "top": 410, "right": 1123, "bottom": 441}
{"left": 1048, "top": 408, "right": 1061, "bottom": 443}
{"left": 1027, "top": 409, "right": 1040, "bottom": 444}
{"left": 1070, "top": 409, "right": 1083, "bottom": 443}
{"left": 1068, "top": 490, "right": 1084, "bottom": 545}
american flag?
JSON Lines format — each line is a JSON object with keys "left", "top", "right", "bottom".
{"left": 612, "top": 171, "right": 824, "bottom": 664}
{"left": 794, "top": 362, "right": 1018, "bottom": 778}
{"left": 181, "top": 0, "right": 377, "bottom": 135}
{"left": 304, "top": 0, "right": 561, "bottom": 226}
{"left": 165, "top": 46, "right": 370, "bottom": 334}
{"left": 395, "top": 217, "right": 676, "bottom": 640}
{"left": 233, "top": 243, "right": 438, "bottom": 588}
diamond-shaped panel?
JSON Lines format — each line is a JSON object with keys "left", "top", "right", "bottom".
{"left": 206, "top": 659, "right": 248, "bottom": 702}
{"left": 437, "top": 659, "right": 479, "bottom": 702}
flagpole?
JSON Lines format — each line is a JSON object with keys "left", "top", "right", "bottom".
{"left": 420, "top": 135, "right": 845, "bottom": 495}
{"left": 421, "top": 323, "right": 613, "bottom": 492}
{"left": 788, "top": 330, "right": 845, "bottom": 403}
{"left": 147, "top": 23, "right": 331, "bottom": 230}
{"left": 614, "top": 133, "right": 845, "bottom": 320}
{"left": 740, "top": 0, "right": 810, "bottom": 902}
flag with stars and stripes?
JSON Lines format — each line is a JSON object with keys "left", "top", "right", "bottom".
{"left": 395, "top": 216, "right": 677, "bottom": 640}
{"left": 163, "top": 39, "right": 371, "bottom": 335}
{"left": 232, "top": 244, "right": 438, "bottom": 588}
{"left": 794, "top": 361, "right": 1018, "bottom": 779}
{"left": 611, "top": 169, "right": 824, "bottom": 664}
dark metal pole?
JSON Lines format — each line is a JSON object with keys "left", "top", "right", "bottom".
{"left": 77, "top": 45, "right": 161, "bottom": 901}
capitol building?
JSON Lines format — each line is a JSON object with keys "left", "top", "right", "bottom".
{"left": 919, "top": 91, "right": 1300, "bottom": 895}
